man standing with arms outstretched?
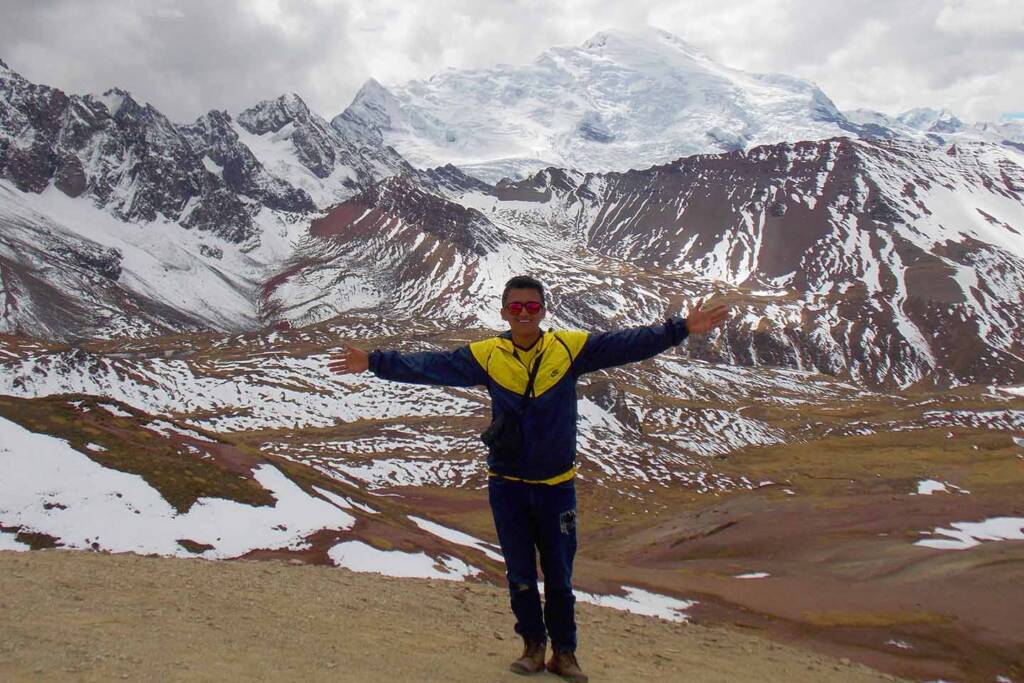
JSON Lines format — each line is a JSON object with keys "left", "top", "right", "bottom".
{"left": 329, "top": 275, "right": 729, "bottom": 682}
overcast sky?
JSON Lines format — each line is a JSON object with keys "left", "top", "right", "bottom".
{"left": 1, "top": 0, "right": 1021, "bottom": 124}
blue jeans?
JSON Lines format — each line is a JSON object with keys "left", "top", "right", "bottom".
{"left": 488, "top": 476, "right": 578, "bottom": 651}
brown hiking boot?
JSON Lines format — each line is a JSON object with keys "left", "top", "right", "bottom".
{"left": 546, "top": 648, "right": 588, "bottom": 683}
{"left": 509, "top": 638, "right": 546, "bottom": 675}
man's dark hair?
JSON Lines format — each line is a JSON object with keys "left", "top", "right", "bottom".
{"left": 502, "top": 275, "right": 546, "bottom": 307}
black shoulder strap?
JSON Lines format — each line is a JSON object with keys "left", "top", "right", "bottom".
{"left": 522, "top": 351, "right": 544, "bottom": 402}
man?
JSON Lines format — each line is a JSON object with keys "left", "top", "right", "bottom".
{"left": 328, "top": 275, "right": 729, "bottom": 682}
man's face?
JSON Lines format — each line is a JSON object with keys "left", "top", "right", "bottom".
{"left": 501, "top": 287, "right": 546, "bottom": 337}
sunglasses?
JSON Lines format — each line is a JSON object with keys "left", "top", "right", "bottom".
{"left": 505, "top": 301, "right": 543, "bottom": 314}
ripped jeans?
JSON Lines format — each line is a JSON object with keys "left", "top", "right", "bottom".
{"left": 488, "top": 476, "right": 578, "bottom": 651}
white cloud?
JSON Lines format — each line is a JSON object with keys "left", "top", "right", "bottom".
{"left": 936, "top": 0, "right": 1024, "bottom": 36}
{"left": 1, "top": 0, "right": 1021, "bottom": 122}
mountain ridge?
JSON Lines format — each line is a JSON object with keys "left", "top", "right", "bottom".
{"left": 2, "top": 42, "right": 1024, "bottom": 388}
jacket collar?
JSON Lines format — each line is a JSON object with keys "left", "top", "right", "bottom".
{"left": 497, "top": 329, "right": 547, "bottom": 353}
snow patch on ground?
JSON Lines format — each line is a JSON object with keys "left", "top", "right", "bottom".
{"left": 408, "top": 515, "right": 504, "bottom": 562}
{"left": 0, "top": 530, "right": 30, "bottom": 551}
{"left": 913, "top": 480, "right": 969, "bottom": 495}
{"left": 0, "top": 417, "right": 355, "bottom": 558}
{"left": 328, "top": 457, "right": 483, "bottom": 489}
{"left": 916, "top": 480, "right": 948, "bottom": 495}
{"left": 915, "top": 517, "right": 1024, "bottom": 550}
{"left": 99, "top": 403, "right": 133, "bottom": 417}
{"left": 328, "top": 540, "right": 481, "bottom": 580}
{"left": 312, "top": 486, "right": 378, "bottom": 515}
{"left": 0, "top": 351, "right": 482, "bottom": 433}
{"left": 146, "top": 420, "right": 215, "bottom": 442}
{"left": 572, "top": 585, "right": 696, "bottom": 622}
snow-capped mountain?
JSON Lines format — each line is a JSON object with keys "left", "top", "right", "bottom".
{"left": 334, "top": 28, "right": 1024, "bottom": 184}
{"left": 332, "top": 27, "right": 867, "bottom": 182}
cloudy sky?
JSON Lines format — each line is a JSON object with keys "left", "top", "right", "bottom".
{"left": 1, "top": 0, "right": 1021, "bottom": 124}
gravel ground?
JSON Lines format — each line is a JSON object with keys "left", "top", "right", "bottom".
{"left": 0, "top": 549, "right": 902, "bottom": 682}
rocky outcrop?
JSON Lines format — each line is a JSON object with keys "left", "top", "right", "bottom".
{"left": 241, "top": 92, "right": 412, "bottom": 197}
{"left": 238, "top": 94, "right": 338, "bottom": 180}
{"left": 180, "top": 109, "right": 315, "bottom": 213}
{"left": 0, "top": 67, "right": 262, "bottom": 243}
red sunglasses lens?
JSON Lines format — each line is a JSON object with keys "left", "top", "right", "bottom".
{"left": 508, "top": 302, "right": 542, "bottom": 314}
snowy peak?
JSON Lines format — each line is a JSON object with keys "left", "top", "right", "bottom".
{"left": 237, "top": 93, "right": 315, "bottom": 135}
{"left": 94, "top": 87, "right": 135, "bottom": 117}
{"left": 180, "top": 108, "right": 317, "bottom": 214}
{"left": 897, "top": 107, "right": 964, "bottom": 134}
{"left": 349, "top": 78, "right": 396, "bottom": 110}
{"left": 90, "top": 87, "right": 185, "bottom": 150}
{"left": 577, "top": 27, "right": 714, "bottom": 64}
{"left": 328, "top": 26, "right": 1022, "bottom": 183}
{"left": 95, "top": 87, "right": 158, "bottom": 126}
{"left": 330, "top": 78, "right": 406, "bottom": 144}
{"left": 333, "top": 26, "right": 855, "bottom": 181}
{"left": 188, "top": 108, "right": 234, "bottom": 135}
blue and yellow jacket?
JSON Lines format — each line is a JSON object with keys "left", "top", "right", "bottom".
{"left": 368, "top": 318, "right": 689, "bottom": 483}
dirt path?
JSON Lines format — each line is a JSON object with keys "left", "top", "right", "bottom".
{"left": 0, "top": 550, "right": 901, "bottom": 682}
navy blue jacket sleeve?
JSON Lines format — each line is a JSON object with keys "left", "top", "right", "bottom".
{"left": 574, "top": 317, "right": 689, "bottom": 375}
{"left": 368, "top": 345, "right": 488, "bottom": 387}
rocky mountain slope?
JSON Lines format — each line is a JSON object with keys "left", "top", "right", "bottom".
{"left": 0, "top": 57, "right": 408, "bottom": 230}
{"left": 3, "top": 40, "right": 1023, "bottom": 389}
{"left": 265, "top": 137, "right": 1024, "bottom": 389}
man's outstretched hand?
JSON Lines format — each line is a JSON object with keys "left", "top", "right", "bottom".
{"left": 328, "top": 343, "right": 369, "bottom": 374}
{"left": 686, "top": 298, "right": 730, "bottom": 335}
